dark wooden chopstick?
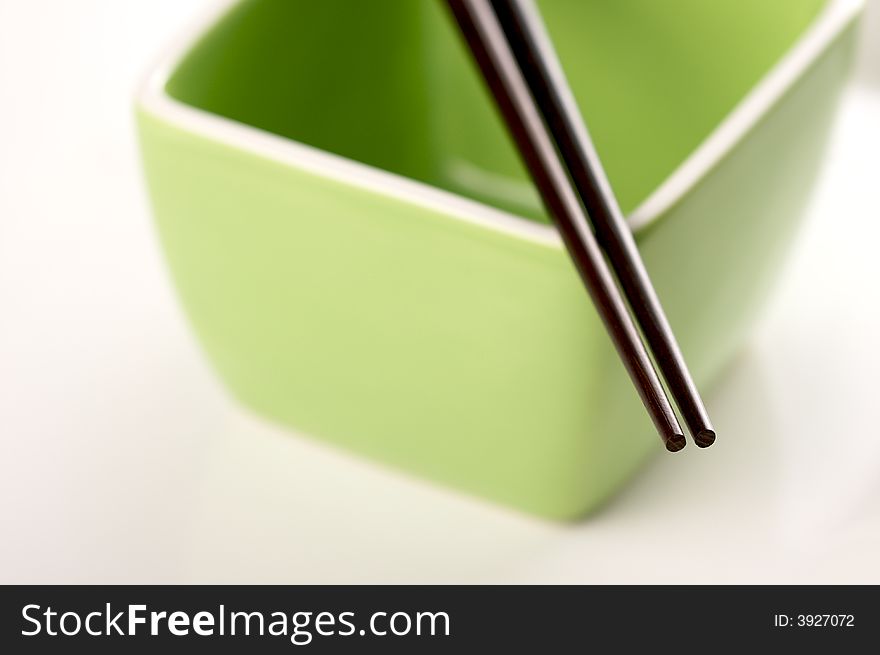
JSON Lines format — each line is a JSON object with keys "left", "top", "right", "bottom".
{"left": 488, "top": 0, "right": 715, "bottom": 447}
{"left": 445, "top": 0, "right": 686, "bottom": 451}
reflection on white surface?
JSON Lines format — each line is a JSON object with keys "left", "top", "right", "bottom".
{"left": 1, "top": 0, "right": 879, "bottom": 583}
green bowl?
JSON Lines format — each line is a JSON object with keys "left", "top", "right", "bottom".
{"left": 136, "top": 0, "right": 861, "bottom": 519}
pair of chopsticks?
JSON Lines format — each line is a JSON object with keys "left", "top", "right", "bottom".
{"left": 445, "top": 0, "right": 715, "bottom": 451}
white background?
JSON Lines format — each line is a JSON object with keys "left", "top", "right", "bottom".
{"left": 1, "top": 0, "right": 879, "bottom": 583}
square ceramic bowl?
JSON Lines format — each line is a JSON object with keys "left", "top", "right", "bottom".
{"left": 137, "top": 0, "right": 862, "bottom": 519}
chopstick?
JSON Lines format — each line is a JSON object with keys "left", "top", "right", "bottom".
{"left": 488, "top": 0, "right": 715, "bottom": 447}
{"left": 444, "top": 0, "right": 686, "bottom": 452}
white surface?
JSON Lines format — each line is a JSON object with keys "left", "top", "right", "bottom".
{"left": 1, "top": 0, "right": 879, "bottom": 583}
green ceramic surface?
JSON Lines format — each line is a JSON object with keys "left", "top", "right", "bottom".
{"left": 137, "top": 0, "right": 859, "bottom": 519}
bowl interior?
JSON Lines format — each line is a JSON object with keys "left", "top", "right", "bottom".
{"left": 165, "top": 0, "right": 826, "bottom": 222}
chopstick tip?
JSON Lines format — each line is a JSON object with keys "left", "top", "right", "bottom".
{"left": 695, "top": 429, "right": 716, "bottom": 448}
{"left": 665, "top": 433, "right": 687, "bottom": 453}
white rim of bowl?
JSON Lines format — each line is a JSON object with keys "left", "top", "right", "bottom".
{"left": 137, "top": 0, "right": 863, "bottom": 248}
